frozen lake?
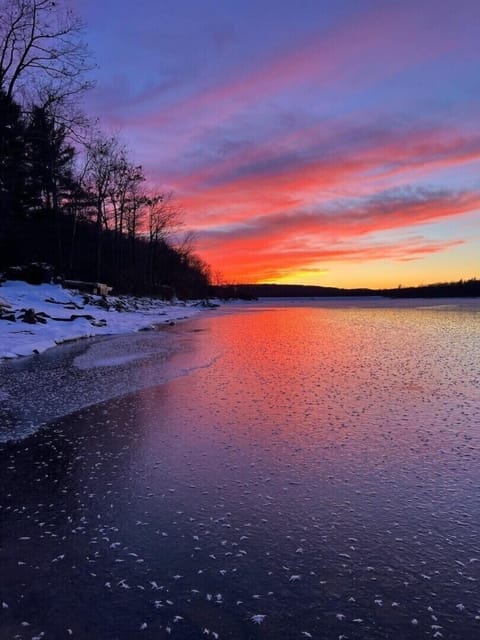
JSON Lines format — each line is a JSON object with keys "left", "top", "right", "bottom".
{"left": 0, "top": 300, "right": 479, "bottom": 639}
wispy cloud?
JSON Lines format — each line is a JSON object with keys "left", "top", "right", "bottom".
{"left": 176, "top": 125, "right": 480, "bottom": 223}
{"left": 195, "top": 187, "right": 477, "bottom": 281}
{"left": 76, "top": 0, "right": 480, "bottom": 286}
{"left": 203, "top": 237, "right": 465, "bottom": 284}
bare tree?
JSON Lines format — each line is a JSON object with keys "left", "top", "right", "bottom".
{"left": 110, "top": 155, "right": 144, "bottom": 238}
{"left": 212, "top": 270, "right": 226, "bottom": 287}
{"left": 0, "top": 0, "right": 94, "bottom": 113}
{"left": 176, "top": 229, "right": 197, "bottom": 261}
{"left": 82, "top": 131, "right": 150, "bottom": 280}
{"left": 142, "top": 191, "right": 184, "bottom": 290}
{"left": 83, "top": 132, "right": 121, "bottom": 280}
{"left": 108, "top": 150, "right": 130, "bottom": 237}
{"left": 145, "top": 191, "right": 181, "bottom": 244}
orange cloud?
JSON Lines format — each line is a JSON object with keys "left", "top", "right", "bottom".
{"left": 175, "top": 127, "right": 480, "bottom": 227}
{"left": 194, "top": 187, "right": 479, "bottom": 282}
{"left": 205, "top": 238, "right": 465, "bottom": 284}
{"left": 159, "top": 121, "right": 480, "bottom": 285}
{"left": 132, "top": 111, "right": 477, "bottom": 287}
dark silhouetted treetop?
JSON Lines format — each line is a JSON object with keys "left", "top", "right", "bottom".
{"left": 0, "top": 0, "right": 94, "bottom": 108}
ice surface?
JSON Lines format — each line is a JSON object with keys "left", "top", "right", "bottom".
{"left": 0, "top": 302, "right": 479, "bottom": 639}
{"left": 0, "top": 327, "right": 221, "bottom": 442}
{"left": 0, "top": 280, "right": 216, "bottom": 442}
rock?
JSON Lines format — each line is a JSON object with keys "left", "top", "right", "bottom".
{"left": 50, "top": 313, "right": 95, "bottom": 322}
{"left": 90, "top": 318, "right": 107, "bottom": 327}
{"left": 113, "top": 300, "right": 129, "bottom": 312}
{"left": 70, "top": 313, "right": 95, "bottom": 321}
{"left": 0, "top": 297, "right": 15, "bottom": 321}
{"left": 45, "top": 296, "right": 68, "bottom": 305}
{"left": 18, "top": 308, "right": 49, "bottom": 324}
{"left": 20, "top": 308, "right": 40, "bottom": 324}
{"left": 6, "top": 262, "right": 54, "bottom": 284}
{"left": 96, "top": 297, "right": 111, "bottom": 310}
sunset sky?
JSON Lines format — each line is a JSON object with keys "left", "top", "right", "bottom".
{"left": 73, "top": 0, "right": 480, "bottom": 288}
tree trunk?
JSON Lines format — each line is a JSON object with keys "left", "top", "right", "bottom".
{"left": 96, "top": 200, "right": 102, "bottom": 281}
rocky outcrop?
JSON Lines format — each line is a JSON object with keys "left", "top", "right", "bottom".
{"left": 6, "top": 263, "right": 55, "bottom": 285}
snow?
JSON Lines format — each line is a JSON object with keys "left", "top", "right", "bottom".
{"left": 0, "top": 280, "right": 203, "bottom": 359}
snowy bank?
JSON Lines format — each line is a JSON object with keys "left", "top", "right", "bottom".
{"left": 0, "top": 280, "right": 204, "bottom": 359}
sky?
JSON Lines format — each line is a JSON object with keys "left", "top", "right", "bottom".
{"left": 72, "top": 0, "right": 480, "bottom": 288}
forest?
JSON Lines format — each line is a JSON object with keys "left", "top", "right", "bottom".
{"left": 211, "top": 279, "right": 480, "bottom": 299}
{"left": 0, "top": 0, "right": 211, "bottom": 299}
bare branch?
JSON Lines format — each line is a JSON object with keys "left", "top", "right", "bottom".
{"left": 0, "top": 0, "right": 95, "bottom": 108}
{"left": 144, "top": 191, "right": 183, "bottom": 244}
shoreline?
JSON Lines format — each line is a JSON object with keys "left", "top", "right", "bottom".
{"left": 2, "top": 280, "right": 479, "bottom": 362}
{"left": 0, "top": 280, "right": 206, "bottom": 360}
{"left": 2, "top": 291, "right": 480, "bottom": 444}
{"left": 0, "top": 313, "right": 214, "bottom": 444}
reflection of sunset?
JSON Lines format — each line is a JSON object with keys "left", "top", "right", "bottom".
{"left": 4, "top": 293, "right": 479, "bottom": 640}
{"left": 132, "top": 305, "right": 479, "bottom": 469}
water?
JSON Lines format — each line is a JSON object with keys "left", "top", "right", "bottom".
{"left": 0, "top": 301, "right": 479, "bottom": 639}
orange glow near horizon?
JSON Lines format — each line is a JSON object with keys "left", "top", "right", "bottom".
{"left": 175, "top": 127, "right": 480, "bottom": 288}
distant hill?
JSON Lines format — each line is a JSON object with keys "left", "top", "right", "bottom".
{"left": 380, "top": 278, "right": 480, "bottom": 298}
{"left": 210, "top": 278, "right": 480, "bottom": 299}
{"left": 210, "top": 283, "right": 375, "bottom": 299}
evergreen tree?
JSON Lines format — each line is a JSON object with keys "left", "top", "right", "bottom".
{"left": 0, "top": 88, "right": 26, "bottom": 254}
{"left": 24, "top": 105, "right": 75, "bottom": 270}
{"left": 25, "top": 106, "right": 74, "bottom": 215}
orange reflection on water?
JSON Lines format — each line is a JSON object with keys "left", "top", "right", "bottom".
{"left": 133, "top": 303, "right": 480, "bottom": 485}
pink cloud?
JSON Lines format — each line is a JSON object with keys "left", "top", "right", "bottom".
{"left": 194, "top": 187, "right": 478, "bottom": 282}
{"left": 203, "top": 237, "right": 465, "bottom": 284}
{"left": 174, "top": 127, "right": 480, "bottom": 230}
{"left": 119, "top": 2, "right": 456, "bottom": 143}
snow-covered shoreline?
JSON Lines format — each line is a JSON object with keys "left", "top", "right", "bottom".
{"left": 0, "top": 280, "right": 205, "bottom": 359}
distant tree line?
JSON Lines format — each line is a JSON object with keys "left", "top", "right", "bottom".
{"left": 210, "top": 283, "right": 373, "bottom": 299}
{"left": 211, "top": 280, "right": 480, "bottom": 299}
{"left": 381, "top": 278, "right": 480, "bottom": 298}
{"left": 0, "top": 0, "right": 210, "bottom": 298}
